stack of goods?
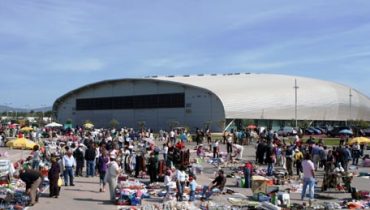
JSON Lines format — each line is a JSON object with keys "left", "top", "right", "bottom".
{"left": 115, "top": 179, "right": 149, "bottom": 206}
{"left": 0, "top": 179, "right": 31, "bottom": 209}
{"left": 0, "top": 160, "right": 15, "bottom": 185}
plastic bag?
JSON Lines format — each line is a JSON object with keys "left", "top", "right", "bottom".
{"left": 58, "top": 177, "right": 63, "bottom": 187}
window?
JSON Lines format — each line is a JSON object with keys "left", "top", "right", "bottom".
{"left": 76, "top": 93, "right": 185, "bottom": 110}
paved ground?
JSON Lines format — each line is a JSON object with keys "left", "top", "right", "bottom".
{"left": 1, "top": 141, "right": 369, "bottom": 209}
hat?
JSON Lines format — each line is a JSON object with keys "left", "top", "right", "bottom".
{"left": 295, "top": 148, "right": 299, "bottom": 152}
{"left": 78, "top": 143, "right": 85, "bottom": 147}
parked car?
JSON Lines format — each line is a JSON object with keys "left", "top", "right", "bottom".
{"left": 305, "top": 127, "right": 322, "bottom": 135}
{"left": 327, "top": 126, "right": 352, "bottom": 137}
{"left": 361, "top": 128, "right": 370, "bottom": 137}
{"left": 277, "top": 126, "right": 297, "bottom": 137}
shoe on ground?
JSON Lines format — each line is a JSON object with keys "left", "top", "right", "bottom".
{"left": 70, "top": 184, "right": 75, "bottom": 186}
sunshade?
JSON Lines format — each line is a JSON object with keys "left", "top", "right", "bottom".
{"left": 84, "top": 123, "right": 94, "bottom": 129}
{"left": 247, "top": 124, "right": 257, "bottom": 129}
{"left": 142, "top": 137, "right": 155, "bottom": 145}
{"left": 8, "top": 124, "right": 19, "bottom": 129}
{"left": 6, "top": 137, "right": 37, "bottom": 150}
{"left": 348, "top": 137, "right": 370, "bottom": 145}
{"left": 45, "top": 122, "right": 63, "bottom": 128}
{"left": 20, "top": 126, "right": 33, "bottom": 132}
{"left": 339, "top": 129, "right": 353, "bottom": 135}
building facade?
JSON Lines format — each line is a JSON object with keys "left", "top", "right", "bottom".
{"left": 53, "top": 73, "right": 370, "bottom": 131}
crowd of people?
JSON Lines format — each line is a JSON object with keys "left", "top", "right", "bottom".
{"left": 0, "top": 123, "right": 369, "bottom": 207}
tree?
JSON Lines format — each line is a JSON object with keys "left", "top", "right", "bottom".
{"left": 217, "top": 120, "right": 226, "bottom": 131}
{"left": 137, "top": 121, "right": 146, "bottom": 131}
{"left": 167, "top": 120, "right": 179, "bottom": 130}
{"left": 110, "top": 119, "right": 120, "bottom": 128}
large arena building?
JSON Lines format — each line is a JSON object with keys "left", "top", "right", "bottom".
{"left": 53, "top": 73, "right": 370, "bottom": 131}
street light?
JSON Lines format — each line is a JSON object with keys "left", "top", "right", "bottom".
{"left": 4, "top": 102, "right": 12, "bottom": 119}
{"left": 294, "top": 79, "right": 299, "bottom": 128}
{"left": 40, "top": 104, "right": 46, "bottom": 124}
{"left": 349, "top": 89, "right": 352, "bottom": 120}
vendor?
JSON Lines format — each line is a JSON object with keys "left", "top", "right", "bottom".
{"left": 201, "top": 169, "right": 226, "bottom": 200}
{"left": 18, "top": 169, "right": 42, "bottom": 206}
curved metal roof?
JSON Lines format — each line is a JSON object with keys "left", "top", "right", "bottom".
{"left": 155, "top": 73, "right": 370, "bottom": 121}
{"left": 53, "top": 73, "right": 370, "bottom": 121}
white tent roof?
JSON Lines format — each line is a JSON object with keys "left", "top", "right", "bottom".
{"left": 156, "top": 73, "right": 370, "bottom": 121}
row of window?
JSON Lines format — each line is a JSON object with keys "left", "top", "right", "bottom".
{"left": 76, "top": 93, "right": 185, "bottom": 110}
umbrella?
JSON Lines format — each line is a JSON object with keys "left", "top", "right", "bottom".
{"left": 142, "top": 137, "right": 155, "bottom": 145}
{"left": 20, "top": 126, "right": 33, "bottom": 132}
{"left": 84, "top": 123, "right": 94, "bottom": 129}
{"left": 6, "top": 137, "right": 37, "bottom": 150}
{"left": 348, "top": 137, "right": 370, "bottom": 145}
{"left": 247, "top": 124, "right": 257, "bottom": 129}
{"left": 45, "top": 122, "right": 63, "bottom": 128}
{"left": 8, "top": 124, "right": 18, "bottom": 129}
{"left": 339, "top": 129, "right": 353, "bottom": 135}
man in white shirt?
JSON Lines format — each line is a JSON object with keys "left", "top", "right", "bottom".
{"left": 63, "top": 149, "right": 76, "bottom": 186}
{"left": 175, "top": 166, "right": 186, "bottom": 201}
{"left": 301, "top": 153, "right": 315, "bottom": 200}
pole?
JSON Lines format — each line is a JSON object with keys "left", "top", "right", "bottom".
{"left": 294, "top": 79, "right": 299, "bottom": 128}
{"left": 349, "top": 89, "right": 352, "bottom": 123}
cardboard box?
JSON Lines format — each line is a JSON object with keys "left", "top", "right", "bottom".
{"left": 252, "top": 175, "right": 272, "bottom": 194}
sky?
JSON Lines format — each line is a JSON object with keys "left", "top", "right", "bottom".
{"left": 1, "top": 0, "right": 370, "bottom": 109}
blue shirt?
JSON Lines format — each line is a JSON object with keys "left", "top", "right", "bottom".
{"left": 63, "top": 155, "right": 76, "bottom": 167}
{"left": 189, "top": 180, "right": 197, "bottom": 191}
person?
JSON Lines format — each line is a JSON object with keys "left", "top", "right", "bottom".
{"left": 164, "top": 170, "right": 172, "bottom": 197}
{"left": 48, "top": 157, "right": 61, "bottom": 198}
{"left": 85, "top": 143, "right": 96, "bottom": 177}
{"left": 212, "top": 140, "right": 219, "bottom": 158}
{"left": 62, "top": 150, "right": 76, "bottom": 186}
{"left": 352, "top": 142, "right": 361, "bottom": 166}
{"left": 294, "top": 148, "right": 303, "bottom": 176}
{"left": 325, "top": 150, "right": 335, "bottom": 173}
{"left": 148, "top": 152, "right": 158, "bottom": 183}
{"left": 226, "top": 133, "right": 233, "bottom": 155}
{"left": 285, "top": 144, "right": 294, "bottom": 176}
{"left": 188, "top": 176, "right": 197, "bottom": 201}
{"left": 175, "top": 166, "right": 186, "bottom": 201}
{"left": 244, "top": 161, "right": 253, "bottom": 188}
{"left": 163, "top": 143, "right": 168, "bottom": 162}
{"left": 73, "top": 144, "right": 84, "bottom": 177}
{"left": 301, "top": 153, "right": 315, "bottom": 200}
{"left": 175, "top": 140, "right": 185, "bottom": 150}
{"left": 311, "top": 144, "right": 321, "bottom": 171}
{"left": 202, "top": 169, "right": 226, "bottom": 200}
{"left": 32, "top": 145, "right": 41, "bottom": 170}
{"left": 98, "top": 149, "right": 109, "bottom": 192}
{"left": 105, "top": 152, "right": 121, "bottom": 202}
{"left": 19, "top": 169, "right": 42, "bottom": 206}
{"left": 266, "top": 141, "right": 275, "bottom": 176}
{"left": 197, "top": 144, "right": 205, "bottom": 158}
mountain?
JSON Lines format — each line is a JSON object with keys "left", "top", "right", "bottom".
{"left": 0, "top": 105, "right": 51, "bottom": 113}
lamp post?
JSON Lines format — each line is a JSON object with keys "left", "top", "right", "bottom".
{"left": 349, "top": 89, "right": 353, "bottom": 125}
{"left": 4, "top": 102, "right": 12, "bottom": 119}
{"left": 40, "top": 104, "right": 46, "bottom": 125}
{"left": 294, "top": 79, "right": 299, "bottom": 128}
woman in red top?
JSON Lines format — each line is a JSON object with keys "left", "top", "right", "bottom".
{"left": 176, "top": 140, "right": 185, "bottom": 150}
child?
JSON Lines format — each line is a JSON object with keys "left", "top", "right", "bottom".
{"left": 164, "top": 170, "right": 172, "bottom": 197}
{"left": 189, "top": 176, "right": 197, "bottom": 201}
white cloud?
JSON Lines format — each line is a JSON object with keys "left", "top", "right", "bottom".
{"left": 47, "top": 58, "right": 105, "bottom": 72}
